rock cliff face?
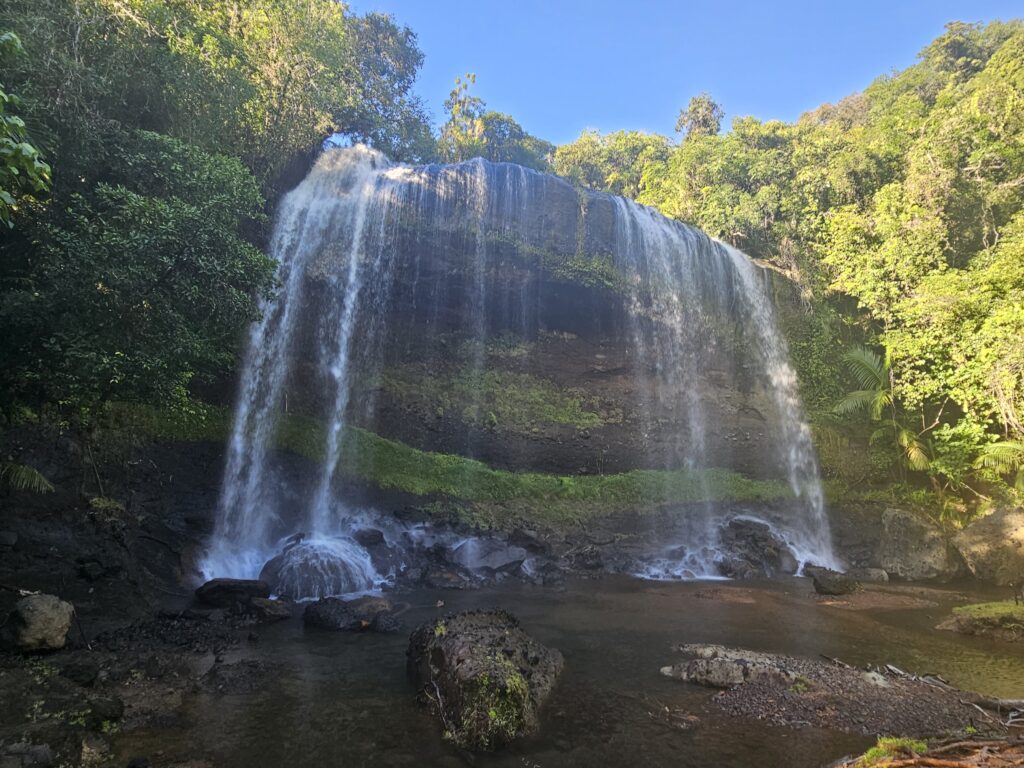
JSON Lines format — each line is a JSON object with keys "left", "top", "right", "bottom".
{"left": 273, "top": 150, "right": 794, "bottom": 479}
{"left": 205, "top": 146, "right": 837, "bottom": 589}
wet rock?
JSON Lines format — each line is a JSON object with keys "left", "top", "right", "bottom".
{"left": 248, "top": 597, "right": 292, "bottom": 623}
{"left": 847, "top": 567, "right": 889, "bottom": 583}
{"left": 303, "top": 595, "right": 396, "bottom": 631}
{"left": 407, "top": 610, "right": 564, "bottom": 751}
{"left": 259, "top": 540, "right": 377, "bottom": 600}
{"left": 78, "top": 560, "right": 106, "bottom": 581}
{"left": 87, "top": 694, "right": 124, "bottom": 727}
{"left": 60, "top": 658, "right": 100, "bottom": 687}
{"left": 0, "top": 530, "right": 18, "bottom": 548}
{"left": 1, "top": 594, "right": 74, "bottom": 651}
{"left": 660, "top": 644, "right": 797, "bottom": 688}
{"left": 353, "top": 528, "right": 386, "bottom": 547}
{"left": 954, "top": 507, "right": 1024, "bottom": 586}
{"left": 0, "top": 742, "right": 53, "bottom": 766}
{"left": 875, "top": 508, "right": 963, "bottom": 581}
{"left": 716, "top": 519, "right": 798, "bottom": 579}
{"left": 567, "top": 546, "right": 603, "bottom": 571}
{"left": 194, "top": 578, "right": 270, "bottom": 608}
{"left": 806, "top": 567, "right": 860, "bottom": 595}
{"left": 450, "top": 539, "right": 528, "bottom": 573}
{"left": 368, "top": 612, "right": 402, "bottom": 633}
{"left": 303, "top": 597, "right": 360, "bottom": 631}
{"left": 420, "top": 565, "right": 474, "bottom": 589}
{"left": 508, "top": 528, "right": 549, "bottom": 554}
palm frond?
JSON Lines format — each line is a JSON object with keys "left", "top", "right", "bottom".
{"left": 833, "top": 389, "right": 877, "bottom": 416}
{"left": 896, "top": 427, "right": 931, "bottom": 471}
{"left": 973, "top": 440, "right": 1024, "bottom": 472}
{"left": 842, "top": 346, "right": 887, "bottom": 391}
{"left": 868, "top": 390, "right": 893, "bottom": 421}
{"left": 0, "top": 462, "right": 55, "bottom": 494}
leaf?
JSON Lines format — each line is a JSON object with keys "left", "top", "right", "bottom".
{"left": 0, "top": 462, "right": 55, "bottom": 493}
{"left": 973, "top": 441, "right": 1024, "bottom": 472}
{"left": 842, "top": 346, "right": 887, "bottom": 391}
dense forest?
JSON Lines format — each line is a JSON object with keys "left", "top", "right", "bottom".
{"left": 2, "top": 3, "right": 1022, "bottom": 514}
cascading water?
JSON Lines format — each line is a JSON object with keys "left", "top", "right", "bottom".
{"left": 202, "top": 145, "right": 839, "bottom": 599}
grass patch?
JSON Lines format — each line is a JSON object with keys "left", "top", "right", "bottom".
{"left": 856, "top": 737, "right": 928, "bottom": 766}
{"left": 952, "top": 602, "right": 1024, "bottom": 623}
{"left": 109, "top": 402, "right": 792, "bottom": 530}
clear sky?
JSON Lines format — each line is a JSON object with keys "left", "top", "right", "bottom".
{"left": 352, "top": 0, "right": 1022, "bottom": 145}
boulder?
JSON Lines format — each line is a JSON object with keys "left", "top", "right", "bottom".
{"left": 0, "top": 530, "right": 18, "bottom": 548}
{"left": 716, "top": 519, "right": 799, "bottom": 579}
{"left": 353, "top": 528, "right": 386, "bottom": 547}
{"left": 407, "top": 610, "right": 563, "bottom": 750}
{"left": 248, "top": 597, "right": 292, "bottom": 623}
{"left": 194, "top": 578, "right": 270, "bottom": 608}
{"left": 953, "top": 507, "right": 1024, "bottom": 586}
{"left": 449, "top": 539, "right": 528, "bottom": 573}
{"left": 806, "top": 567, "right": 859, "bottom": 596}
{"left": 660, "top": 644, "right": 797, "bottom": 688}
{"left": 847, "top": 567, "right": 889, "bottom": 583}
{"left": 874, "top": 508, "right": 962, "bottom": 581}
{"left": 1, "top": 594, "right": 74, "bottom": 651}
{"left": 303, "top": 595, "right": 396, "bottom": 631}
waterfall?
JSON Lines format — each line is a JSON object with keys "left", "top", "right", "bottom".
{"left": 202, "top": 145, "right": 839, "bottom": 598}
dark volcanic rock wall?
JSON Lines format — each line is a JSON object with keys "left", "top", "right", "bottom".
{"left": 275, "top": 150, "right": 782, "bottom": 479}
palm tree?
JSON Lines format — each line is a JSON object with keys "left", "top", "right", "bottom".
{"left": 833, "top": 346, "right": 930, "bottom": 476}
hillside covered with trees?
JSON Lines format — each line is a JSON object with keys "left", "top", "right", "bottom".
{"left": 2, "top": 6, "right": 1023, "bottom": 513}
{"left": 552, "top": 21, "right": 1024, "bottom": 508}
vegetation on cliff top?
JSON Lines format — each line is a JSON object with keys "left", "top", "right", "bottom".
{"left": 0, "top": 0, "right": 432, "bottom": 426}
{"left": 554, "top": 21, "right": 1024, "bottom": 504}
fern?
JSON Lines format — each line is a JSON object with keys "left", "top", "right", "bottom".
{"left": 0, "top": 461, "right": 55, "bottom": 493}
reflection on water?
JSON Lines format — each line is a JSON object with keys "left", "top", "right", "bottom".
{"left": 115, "top": 577, "right": 1024, "bottom": 768}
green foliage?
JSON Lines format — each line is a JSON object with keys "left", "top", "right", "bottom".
{"left": 0, "top": 461, "right": 54, "bottom": 493}
{"left": 451, "top": 655, "right": 530, "bottom": 750}
{"left": 0, "top": 31, "right": 50, "bottom": 227}
{"left": 952, "top": 601, "right": 1024, "bottom": 622}
{"left": 119, "top": 401, "right": 791, "bottom": 530}
{"left": 558, "top": 20, "right": 1024, "bottom": 500}
{"left": 0, "top": 0, "right": 436, "bottom": 426}
{"left": 553, "top": 130, "right": 671, "bottom": 198}
{"left": 834, "top": 346, "right": 930, "bottom": 475}
{"left": 0, "top": 130, "right": 275, "bottom": 422}
{"left": 856, "top": 737, "right": 928, "bottom": 766}
{"left": 438, "top": 74, "right": 552, "bottom": 170}
{"left": 676, "top": 93, "right": 724, "bottom": 139}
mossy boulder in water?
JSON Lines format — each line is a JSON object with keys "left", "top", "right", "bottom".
{"left": 407, "top": 610, "right": 563, "bottom": 750}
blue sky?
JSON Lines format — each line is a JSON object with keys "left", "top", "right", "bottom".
{"left": 352, "top": 0, "right": 1022, "bottom": 145}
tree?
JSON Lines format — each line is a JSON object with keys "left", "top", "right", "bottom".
{"left": 439, "top": 74, "right": 553, "bottom": 170}
{"left": 552, "top": 130, "right": 671, "bottom": 198}
{"left": 0, "top": 131, "right": 275, "bottom": 423}
{"left": 0, "top": 31, "right": 50, "bottom": 228}
{"left": 438, "top": 74, "right": 486, "bottom": 162}
{"left": 676, "top": 93, "right": 724, "bottom": 139}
